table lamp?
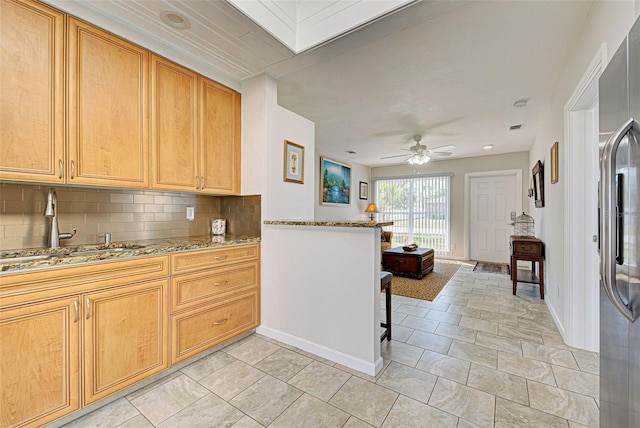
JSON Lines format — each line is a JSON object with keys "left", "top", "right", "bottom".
{"left": 365, "top": 203, "right": 379, "bottom": 221}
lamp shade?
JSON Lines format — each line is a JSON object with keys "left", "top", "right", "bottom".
{"left": 365, "top": 203, "right": 378, "bottom": 214}
{"left": 365, "top": 203, "right": 378, "bottom": 221}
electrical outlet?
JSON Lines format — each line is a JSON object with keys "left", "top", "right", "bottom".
{"left": 186, "top": 206, "right": 195, "bottom": 221}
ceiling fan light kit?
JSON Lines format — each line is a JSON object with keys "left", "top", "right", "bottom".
{"left": 379, "top": 134, "right": 456, "bottom": 165}
{"left": 407, "top": 153, "right": 431, "bottom": 165}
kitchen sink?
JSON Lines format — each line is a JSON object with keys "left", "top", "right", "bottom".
{"left": 69, "top": 244, "right": 146, "bottom": 256}
{"left": 0, "top": 254, "right": 60, "bottom": 265}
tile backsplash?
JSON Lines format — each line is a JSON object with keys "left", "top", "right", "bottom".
{"left": 0, "top": 182, "right": 261, "bottom": 251}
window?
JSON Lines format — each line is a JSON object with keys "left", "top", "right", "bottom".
{"left": 374, "top": 175, "right": 451, "bottom": 256}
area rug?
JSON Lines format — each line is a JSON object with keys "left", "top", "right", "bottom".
{"left": 390, "top": 259, "right": 463, "bottom": 301}
{"left": 473, "top": 261, "right": 510, "bottom": 275}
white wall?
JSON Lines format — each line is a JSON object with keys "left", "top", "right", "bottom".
{"left": 371, "top": 152, "right": 530, "bottom": 259}
{"left": 314, "top": 155, "right": 372, "bottom": 221}
{"left": 259, "top": 224, "right": 382, "bottom": 375}
{"left": 242, "top": 74, "right": 315, "bottom": 220}
{"left": 527, "top": 1, "right": 636, "bottom": 343}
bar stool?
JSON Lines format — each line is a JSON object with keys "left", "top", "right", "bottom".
{"left": 380, "top": 271, "right": 392, "bottom": 342}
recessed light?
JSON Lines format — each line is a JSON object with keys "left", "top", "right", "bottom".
{"left": 510, "top": 124, "right": 523, "bottom": 131}
{"left": 160, "top": 10, "right": 191, "bottom": 29}
{"left": 483, "top": 144, "right": 493, "bottom": 150}
{"left": 513, "top": 98, "right": 528, "bottom": 108}
{"left": 345, "top": 150, "right": 357, "bottom": 154}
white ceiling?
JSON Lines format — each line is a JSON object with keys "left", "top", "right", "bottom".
{"left": 46, "top": 0, "right": 595, "bottom": 167}
{"left": 227, "top": 0, "right": 414, "bottom": 53}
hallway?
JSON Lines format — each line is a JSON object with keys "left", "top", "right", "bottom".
{"left": 60, "top": 263, "right": 599, "bottom": 427}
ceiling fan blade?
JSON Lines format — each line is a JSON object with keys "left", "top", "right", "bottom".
{"left": 428, "top": 144, "right": 456, "bottom": 152}
{"left": 429, "top": 152, "right": 453, "bottom": 158}
{"left": 380, "top": 154, "right": 410, "bottom": 159}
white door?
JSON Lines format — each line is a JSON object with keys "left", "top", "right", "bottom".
{"left": 469, "top": 175, "right": 517, "bottom": 263}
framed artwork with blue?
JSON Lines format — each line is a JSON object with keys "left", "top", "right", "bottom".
{"left": 320, "top": 157, "right": 351, "bottom": 206}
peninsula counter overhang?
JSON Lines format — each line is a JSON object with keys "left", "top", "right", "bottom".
{"left": 263, "top": 220, "right": 393, "bottom": 228}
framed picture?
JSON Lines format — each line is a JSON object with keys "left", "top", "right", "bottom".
{"left": 320, "top": 157, "right": 351, "bottom": 206}
{"left": 359, "top": 181, "right": 368, "bottom": 200}
{"left": 283, "top": 140, "right": 304, "bottom": 184}
{"left": 550, "top": 141, "right": 559, "bottom": 184}
{"left": 532, "top": 160, "right": 545, "bottom": 208}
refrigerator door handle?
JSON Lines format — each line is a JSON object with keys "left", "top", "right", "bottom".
{"left": 600, "top": 116, "right": 637, "bottom": 322}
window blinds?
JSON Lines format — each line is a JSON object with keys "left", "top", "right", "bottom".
{"left": 375, "top": 175, "right": 451, "bottom": 256}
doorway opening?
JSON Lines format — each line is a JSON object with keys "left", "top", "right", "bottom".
{"left": 562, "top": 45, "right": 605, "bottom": 352}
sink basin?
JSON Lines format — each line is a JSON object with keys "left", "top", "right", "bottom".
{"left": 69, "top": 244, "right": 146, "bottom": 256}
{"left": 0, "top": 254, "right": 59, "bottom": 264}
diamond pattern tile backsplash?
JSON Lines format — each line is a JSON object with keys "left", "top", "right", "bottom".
{"left": 0, "top": 182, "right": 261, "bottom": 251}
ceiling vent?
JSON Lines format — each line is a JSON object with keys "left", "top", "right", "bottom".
{"left": 509, "top": 124, "right": 523, "bottom": 131}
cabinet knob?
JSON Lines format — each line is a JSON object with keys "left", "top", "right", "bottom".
{"left": 213, "top": 318, "right": 228, "bottom": 326}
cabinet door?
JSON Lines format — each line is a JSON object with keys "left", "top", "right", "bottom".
{"left": 83, "top": 279, "right": 168, "bottom": 404}
{"left": 67, "top": 18, "right": 149, "bottom": 188}
{"left": 0, "top": 297, "right": 80, "bottom": 427}
{"left": 0, "top": 0, "right": 65, "bottom": 183}
{"left": 150, "top": 55, "right": 198, "bottom": 191}
{"left": 199, "top": 77, "right": 241, "bottom": 194}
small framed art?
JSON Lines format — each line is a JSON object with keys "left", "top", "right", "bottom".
{"left": 359, "top": 181, "right": 368, "bottom": 200}
{"left": 283, "top": 140, "right": 304, "bottom": 184}
{"left": 550, "top": 141, "right": 559, "bottom": 184}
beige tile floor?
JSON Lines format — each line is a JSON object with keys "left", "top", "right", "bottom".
{"left": 60, "top": 262, "right": 599, "bottom": 428}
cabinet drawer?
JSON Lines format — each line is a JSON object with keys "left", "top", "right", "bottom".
{"left": 384, "top": 255, "right": 419, "bottom": 272}
{"left": 171, "top": 261, "right": 259, "bottom": 313}
{"left": 171, "top": 244, "right": 259, "bottom": 274}
{"left": 171, "top": 291, "right": 259, "bottom": 364}
{"left": 513, "top": 241, "right": 543, "bottom": 257}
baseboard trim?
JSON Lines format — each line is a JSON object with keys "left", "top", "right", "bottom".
{"left": 256, "top": 325, "right": 379, "bottom": 376}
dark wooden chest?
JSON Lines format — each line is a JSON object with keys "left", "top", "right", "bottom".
{"left": 382, "top": 247, "right": 435, "bottom": 279}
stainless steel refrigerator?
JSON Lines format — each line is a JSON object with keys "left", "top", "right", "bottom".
{"left": 599, "top": 15, "right": 640, "bottom": 428}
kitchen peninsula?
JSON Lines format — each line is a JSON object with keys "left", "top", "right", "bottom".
{"left": 260, "top": 220, "right": 392, "bottom": 376}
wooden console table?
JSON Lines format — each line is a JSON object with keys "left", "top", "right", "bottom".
{"left": 510, "top": 236, "right": 545, "bottom": 299}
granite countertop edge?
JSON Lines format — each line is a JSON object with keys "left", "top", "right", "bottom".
{"left": 263, "top": 220, "right": 393, "bottom": 228}
{"left": 0, "top": 235, "right": 261, "bottom": 274}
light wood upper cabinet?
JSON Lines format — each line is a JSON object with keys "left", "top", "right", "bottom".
{"left": 83, "top": 279, "right": 168, "bottom": 404}
{"left": 0, "top": 297, "right": 80, "bottom": 428}
{"left": 200, "top": 77, "right": 241, "bottom": 195}
{"left": 67, "top": 17, "right": 149, "bottom": 188}
{"left": 0, "top": 0, "right": 65, "bottom": 183}
{"left": 150, "top": 58, "right": 241, "bottom": 194}
{"left": 2, "top": 4, "right": 241, "bottom": 192}
{"left": 150, "top": 55, "right": 198, "bottom": 191}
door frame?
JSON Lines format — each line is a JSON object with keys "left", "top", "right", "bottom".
{"left": 562, "top": 44, "right": 606, "bottom": 352}
{"left": 464, "top": 169, "right": 523, "bottom": 261}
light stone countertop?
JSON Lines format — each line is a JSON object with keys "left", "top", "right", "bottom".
{"left": 0, "top": 235, "right": 261, "bottom": 273}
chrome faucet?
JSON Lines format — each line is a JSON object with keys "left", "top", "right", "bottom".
{"left": 44, "top": 188, "right": 76, "bottom": 248}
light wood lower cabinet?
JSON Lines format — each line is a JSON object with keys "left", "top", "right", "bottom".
{"left": 0, "top": 297, "right": 80, "bottom": 428}
{"left": 0, "top": 245, "right": 260, "bottom": 426}
{"left": 83, "top": 279, "right": 168, "bottom": 405}
{"left": 172, "top": 290, "right": 259, "bottom": 363}
{"left": 0, "top": 256, "right": 169, "bottom": 427}
{"left": 170, "top": 244, "right": 260, "bottom": 364}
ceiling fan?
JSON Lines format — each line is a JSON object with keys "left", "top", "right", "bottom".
{"left": 380, "top": 135, "right": 456, "bottom": 164}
